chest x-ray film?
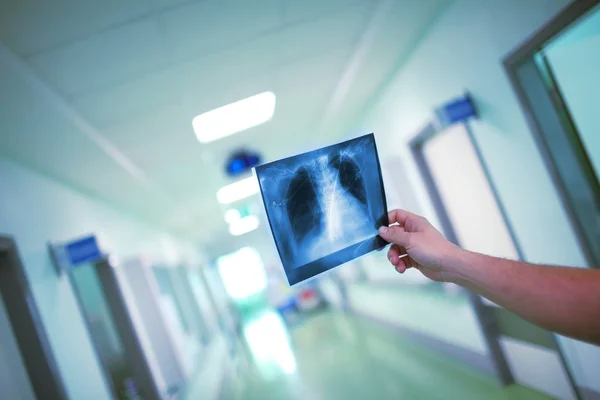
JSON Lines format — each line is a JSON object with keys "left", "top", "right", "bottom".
{"left": 255, "top": 133, "right": 388, "bottom": 285}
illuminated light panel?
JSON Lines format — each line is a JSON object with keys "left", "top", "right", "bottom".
{"left": 192, "top": 91, "right": 276, "bottom": 143}
{"left": 228, "top": 215, "right": 259, "bottom": 236}
{"left": 217, "top": 247, "right": 266, "bottom": 299}
{"left": 217, "top": 176, "right": 259, "bottom": 204}
{"left": 224, "top": 209, "right": 241, "bottom": 224}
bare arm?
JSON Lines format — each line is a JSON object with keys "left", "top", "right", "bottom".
{"left": 451, "top": 250, "right": 600, "bottom": 344}
{"left": 378, "top": 209, "right": 600, "bottom": 345}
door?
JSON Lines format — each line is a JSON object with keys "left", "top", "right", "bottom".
{"left": 120, "top": 258, "right": 187, "bottom": 396}
{"left": 504, "top": 2, "right": 600, "bottom": 395}
{"left": 69, "top": 258, "right": 161, "bottom": 400}
{"left": 412, "top": 122, "right": 579, "bottom": 399}
{"left": 505, "top": 1, "right": 600, "bottom": 269}
{"left": 0, "top": 236, "right": 66, "bottom": 400}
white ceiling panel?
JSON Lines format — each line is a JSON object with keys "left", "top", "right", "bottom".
{"left": 102, "top": 104, "right": 189, "bottom": 152}
{"left": 158, "top": 0, "right": 283, "bottom": 63}
{"left": 73, "top": 64, "right": 184, "bottom": 128}
{"left": 28, "top": 18, "right": 166, "bottom": 96}
{"left": 283, "top": 0, "right": 373, "bottom": 24}
{"left": 277, "top": 2, "right": 372, "bottom": 65}
{"left": 0, "top": 0, "right": 152, "bottom": 56}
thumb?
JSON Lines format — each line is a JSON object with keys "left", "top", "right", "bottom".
{"left": 378, "top": 225, "right": 411, "bottom": 247}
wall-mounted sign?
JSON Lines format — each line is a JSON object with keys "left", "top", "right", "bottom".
{"left": 48, "top": 234, "right": 103, "bottom": 274}
{"left": 435, "top": 93, "right": 477, "bottom": 128}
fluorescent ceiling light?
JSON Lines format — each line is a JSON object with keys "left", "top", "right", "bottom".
{"left": 224, "top": 209, "right": 241, "bottom": 224}
{"left": 228, "top": 215, "right": 259, "bottom": 236}
{"left": 217, "top": 177, "right": 259, "bottom": 204}
{"left": 192, "top": 91, "right": 276, "bottom": 143}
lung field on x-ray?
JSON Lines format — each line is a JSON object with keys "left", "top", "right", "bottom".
{"left": 284, "top": 150, "right": 373, "bottom": 268}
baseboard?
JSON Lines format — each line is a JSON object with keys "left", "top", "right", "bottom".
{"left": 352, "top": 310, "right": 496, "bottom": 376}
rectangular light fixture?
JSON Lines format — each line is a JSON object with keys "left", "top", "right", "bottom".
{"left": 224, "top": 208, "right": 241, "bottom": 223}
{"left": 228, "top": 215, "right": 260, "bottom": 236}
{"left": 192, "top": 91, "right": 276, "bottom": 143}
{"left": 217, "top": 177, "right": 259, "bottom": 204}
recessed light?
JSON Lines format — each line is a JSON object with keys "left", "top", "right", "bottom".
{"left": 228, "top": 215, "right": 260, "bottom": 236}
{"left": 192, "top": 91, "right": 276, "bottom": 143}
{"left": 217, "top": 177, "right": 259, "bottom": 205}
{"left": 224, "top": 209, "right": 241, "bottom": 224}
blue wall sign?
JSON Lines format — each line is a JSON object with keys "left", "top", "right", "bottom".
{"left": 435, "top": 94, "right": 477, "bottom": 128}
{"left": 65, "top": 235, "right": 102, "bottom": 265}
{"left": 48, "top": 234, "right": 103, "bottom": 274}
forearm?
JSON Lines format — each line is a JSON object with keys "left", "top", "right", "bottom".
{"left": 448, "top": 249, "right": 600, "bottom": 345}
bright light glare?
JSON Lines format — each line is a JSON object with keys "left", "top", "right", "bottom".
{"left": 217, "top": 177, "right": 259, "bottom": 204}
{"left": 224, "top": 209, "right": 241, "bottom": 224}
{"left": 192, "top": 91, "right": 276, "bottom": 143}
{"left": 243, "top": 311, "right": 297, "bottom": 375}
{"left": 217, "top": 247, "right": 266, "bottom": 299}
{"left": 228, "top": 215, "right": 259, "bottom": 236}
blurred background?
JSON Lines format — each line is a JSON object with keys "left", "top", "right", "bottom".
{"left": 0, "top": 0, "right": 599, "bottom": 399}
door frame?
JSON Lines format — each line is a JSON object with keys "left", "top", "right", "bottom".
{"left": 503, "top": 0, "right": 600, "bottom": 268}
{"left": 0, "top": 236, "right": 68, "bottom": 400}
{"left": 409, "top": 121, "right": 582, "bottom": 398}
{"left": 408, "top": 122, "right": 514, "bottom": 387}
{"left": 67, "top": 257, "right": 162, "bottom": 400}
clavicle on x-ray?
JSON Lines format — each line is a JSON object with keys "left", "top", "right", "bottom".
{"left": 255, "top": 133, "right": 388, "bottom": 285}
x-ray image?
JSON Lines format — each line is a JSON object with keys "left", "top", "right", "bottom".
{"left": 255, "top": 133, "right": 388, "bottom": 285}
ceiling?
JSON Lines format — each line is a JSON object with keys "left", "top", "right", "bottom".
{"left": 0, "top": 0, "right": 449, "bottom": 251}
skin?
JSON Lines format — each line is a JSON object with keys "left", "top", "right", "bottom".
{"left": 378, "top": 209, "right": 600, "bottom": 346}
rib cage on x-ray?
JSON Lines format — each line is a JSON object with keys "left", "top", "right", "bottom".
{"left": 283, "top": 151, "right": 373, "bottom": 267}
{"left": 256, "top": 133, "right": 387, "bottom": 284}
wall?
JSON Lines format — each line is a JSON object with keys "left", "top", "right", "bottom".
{"left": 356, "top": 0, "right": 600, "bottom": 395}
{"left": 0, "top": 156, "right": 204, "bottom": 399}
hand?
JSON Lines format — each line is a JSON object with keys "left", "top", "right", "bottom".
{"left": 378, "top": 209, "right": 462, "bottom": 282}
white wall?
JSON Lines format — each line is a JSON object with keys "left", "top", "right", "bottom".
{"left": 348, "top": 282, "right": 487, "bottom": 354}
{"left": 357, "top": 0, "right": 600, "bottom": 394}
{"left": 0, "top": 156, "right": 204, "bottom": 399}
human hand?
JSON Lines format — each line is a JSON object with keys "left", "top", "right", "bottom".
{"left": 378, "top": 209, "right": 462, "bottom": 282}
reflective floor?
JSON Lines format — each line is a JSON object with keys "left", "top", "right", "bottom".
{"left": 221, "top": 311, "right": 551, "bottom": 400}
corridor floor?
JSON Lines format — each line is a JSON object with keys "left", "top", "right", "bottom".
{"left": 220, "top": 311, "right": 551, "bottom": 400}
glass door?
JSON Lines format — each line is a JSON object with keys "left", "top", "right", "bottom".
{"left": 69, "top": 259, "right": 160, "bottom": 400}
{"left": 505, "top": 2, "right": 600, "bottom": 268}
{"left": 504, "top": 3, "right": 600, "bottom": 397}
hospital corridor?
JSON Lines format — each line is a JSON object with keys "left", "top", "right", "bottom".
{"left": 1, "top": 0, "right": 599, "bottom": 399}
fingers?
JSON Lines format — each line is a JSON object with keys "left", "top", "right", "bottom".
{"left": 387, "top": 244, "right": 411, "bottom": 274}
{"left": 387, "top": 244, "right": 402, "bottom": 266}
{"left": 378, "top": 225, "right": 411, "bottom": 247}
{"left": 395, "top": 257, "right": 408, "bottom": 274}
{"left": 387, "top": 209, "right": 421, "bottom": 226}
